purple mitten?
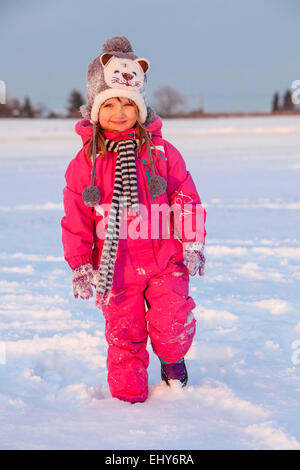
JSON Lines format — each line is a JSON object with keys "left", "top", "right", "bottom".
{"left": 72, "top": 263, "right": 97, "bottom": 300}
{"left": 183, "top": 242, "right": 206, "bottom": 277}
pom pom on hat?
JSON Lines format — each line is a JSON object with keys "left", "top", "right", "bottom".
{"left": 102, "top": 36, "right": 134, "bottom": 54}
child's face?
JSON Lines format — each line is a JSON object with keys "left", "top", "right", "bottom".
{"left": 98, "top": 97, "right": 138, "bottom": 132}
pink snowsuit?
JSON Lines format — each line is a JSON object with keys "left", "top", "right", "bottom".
{"left": 61, "top": 115, "right": 206, "bottom": 402}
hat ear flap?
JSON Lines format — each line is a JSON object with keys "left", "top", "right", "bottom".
{"left": 135, "top": 58, "right": 150, "bottom": 74}
{"left": 100, "top": 53, "right": 114, "bottom": 67}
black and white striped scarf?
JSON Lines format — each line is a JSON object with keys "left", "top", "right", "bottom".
{"left": 96, "top": 138, "right": 139, "bottom": 305}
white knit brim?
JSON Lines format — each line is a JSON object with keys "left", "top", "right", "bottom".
{"left": 90, "top": 88, "right": 147, "bottom": 124}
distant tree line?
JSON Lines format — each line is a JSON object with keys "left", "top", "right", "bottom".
{"left": 271, "top": 89, "right": 298, "bottom": 112}
{"left": 0, "top": 86, "right": 198, "bottom": 119}
{"left": 0, "top": 90, "right": 85, "bottom": 118}
{"left": 1, "top": 86, "right": 299, "bottom": 118}
{"left": 0, "top": 96, "right": 44, "bottom": 118}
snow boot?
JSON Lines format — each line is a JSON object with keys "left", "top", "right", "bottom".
{"left": 160, "top": 358, "right": 188, "bottom": 387}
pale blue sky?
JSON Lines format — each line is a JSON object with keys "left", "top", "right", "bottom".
{"left": 1, "top": 0, "right": 299, "bottom": 112}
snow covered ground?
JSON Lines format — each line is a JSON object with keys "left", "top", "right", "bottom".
{"left": 0, "top": 115, "right": 300, "bottom": 450}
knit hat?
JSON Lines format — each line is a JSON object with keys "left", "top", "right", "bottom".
{"left": 80, "top": 36, "right": 150, "bottom": 124}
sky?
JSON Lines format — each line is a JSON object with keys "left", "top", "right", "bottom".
{"left": 1, "top": 0, "right": 300, "bottom": 113}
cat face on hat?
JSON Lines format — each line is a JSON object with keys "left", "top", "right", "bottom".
{"left": 100, "top": 54, "right": 150, "bottom": 93}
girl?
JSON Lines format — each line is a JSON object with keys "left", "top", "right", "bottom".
{"left": 61, "top": 36, "right": 206, "bottom": 403}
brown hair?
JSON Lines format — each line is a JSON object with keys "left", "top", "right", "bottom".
{"left": 85, "top": 98, "right": 157, "bottom": 161}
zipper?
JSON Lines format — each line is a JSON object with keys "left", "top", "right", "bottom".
{"left": 141, "top": 158, "right": 156, "bottom": 201}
